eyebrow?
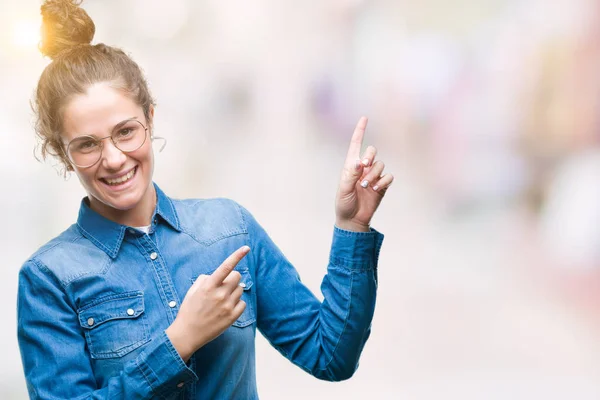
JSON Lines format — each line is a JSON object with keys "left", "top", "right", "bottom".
{"left": 112, "top": 117, "right": 139, "bottom": 131}
{"left": 69, "top": 117, "right": 140, "bottom": 141}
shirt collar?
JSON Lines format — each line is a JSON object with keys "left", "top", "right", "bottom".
{"left": 76, "top": 183, "right": 181, "bottom": 258}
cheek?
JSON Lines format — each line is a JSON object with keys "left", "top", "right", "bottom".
{"left": 73, "top": 167, "right": 97, "bottom": 187}
{"left": 133, "top": 143, "right": 154, "bottom": 172}
{"left": 142, "top": 145, "right": 153, "bottom": 164}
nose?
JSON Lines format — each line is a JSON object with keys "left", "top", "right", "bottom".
{"left": 100, "top": 139, "right": 127, "bottom": 171}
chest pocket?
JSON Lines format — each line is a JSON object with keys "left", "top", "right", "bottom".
{"left": 191, "top": 269, "right": 256, "bottom": 328}
{"left": 78, "top": 291, "right": 150, "bottom": 359}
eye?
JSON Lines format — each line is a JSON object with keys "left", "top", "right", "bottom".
{"left": 74, "top": 139, "right": 98, "bottom": 152}
{"left": 117, "top": 128, "right": 134, "bottom": 138}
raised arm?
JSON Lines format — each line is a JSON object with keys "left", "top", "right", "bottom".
{"left": 244, "top": 205, "right": 384, "bottom": 381}
{"left": 248, "top": 117, "right": 390, "bottom": 381}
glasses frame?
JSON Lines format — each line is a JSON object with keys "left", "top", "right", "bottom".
{"left": 64, "top": 119, "right": 166, "bottom": 168}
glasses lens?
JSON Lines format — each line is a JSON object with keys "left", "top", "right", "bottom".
{"left": 67, "top": 136, "right": 101, "bottom": 167}
{"left": 112, "top": 120, "right": 146, "bottom": 152}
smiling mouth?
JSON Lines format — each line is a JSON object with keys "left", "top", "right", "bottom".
{"left": 101, "top": 166, "right": 137, "bottom": 186}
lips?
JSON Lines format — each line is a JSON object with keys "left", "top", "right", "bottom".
{"left": 100, "top": 166, "right": 137, "bottom": 186}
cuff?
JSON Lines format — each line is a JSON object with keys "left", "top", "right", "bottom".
{"left": 136, "top": 331, "right": 198, "bottom": 397}
{"left": 330, "top": 225, "right": 385, "bottom": 270}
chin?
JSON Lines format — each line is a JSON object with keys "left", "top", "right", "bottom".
{"left": 89, "top": 180, "right": 149, "bottom": 212}
{"left": 106, "top": 196, "right": 142, "bottom": 211}
{"left": 96, "top": 191, "right": 141, "bottom": 210}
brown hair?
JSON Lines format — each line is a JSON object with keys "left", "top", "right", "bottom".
{"left": 35, "top": 0, "right": 155, "bottom": 172}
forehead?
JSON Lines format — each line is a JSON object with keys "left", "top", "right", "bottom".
{"left": 62, "top": 82, "right": 142, "bottom": 141}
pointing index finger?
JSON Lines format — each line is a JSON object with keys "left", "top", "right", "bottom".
{"left": 209, "top": 246, "right": 250, "bottom": 285}
{"left": 346, "top": 116, "right": 368, "bottom": 163}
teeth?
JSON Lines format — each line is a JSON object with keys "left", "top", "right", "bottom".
{"left": 105, "top": 168, "right": 135, "bottom": 185}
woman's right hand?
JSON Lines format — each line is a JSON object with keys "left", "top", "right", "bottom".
{"left": 166, "top": 246, "right": 250, "bottom": 362}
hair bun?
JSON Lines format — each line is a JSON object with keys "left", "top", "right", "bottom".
{"left": 40, "top": 0, "right": 95, "bottom": 59}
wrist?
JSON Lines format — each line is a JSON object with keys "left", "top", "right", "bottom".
{"left": 335, "top": 219, "right": 370, "bottom": 232}
{"left": 166, "top": 320, "right": 196, "bottom": 363}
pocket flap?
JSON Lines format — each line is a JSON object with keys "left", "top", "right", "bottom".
{"left": 78, "top": 291, "right": 145, "bottom": 330}
{"left": 238, "top": 269, "right": 253, "bottom": 291}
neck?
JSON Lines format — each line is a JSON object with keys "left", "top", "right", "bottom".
{"left": 88, "top": 183, "right": 157, "bottom": 227}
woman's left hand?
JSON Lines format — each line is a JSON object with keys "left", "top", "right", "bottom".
{"left": 335, "top": 117, "right": 393, "bottom": 232}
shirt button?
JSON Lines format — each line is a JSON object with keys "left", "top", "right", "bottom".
{"left": 150, "top": 252, "right": 158, "bottom": 260}
{"left": 176, "top": 381, "right": 185, "bottom": 388}
{"left": 87, "top": 318, "right": 94, "bottom": 326}
{"left": 128, "top": 228, "right": 136, "bottom": 234}
{"left": 127, "top": 308, "right": 135, "bottom": 316}
{"left": 239, "top": 282, "right": 246, "bottom": 288}
{"left": 168, "top": 301, "right": 177, "bottom": 308}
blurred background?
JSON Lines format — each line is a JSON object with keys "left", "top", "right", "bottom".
{"left": 2, "top": 0, "right": 600, "bottom": 398}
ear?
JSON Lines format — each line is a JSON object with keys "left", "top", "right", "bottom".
{"left": 149, "top": 104, "right": 155, "bottom": 122}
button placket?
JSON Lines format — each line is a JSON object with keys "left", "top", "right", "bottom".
{"left": 136, "top": 236, "right": 180, "bottom": 323}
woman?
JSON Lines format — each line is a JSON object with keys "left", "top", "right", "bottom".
{"left": 17, "top": 1, "right": 393, "bottom": 399}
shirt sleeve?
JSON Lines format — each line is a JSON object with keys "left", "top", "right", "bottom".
{"left": 17, "top": 259, "right": 198, "bottom": 400}
{"left": 239, "top": 205, "right": 384, "bottom": 381}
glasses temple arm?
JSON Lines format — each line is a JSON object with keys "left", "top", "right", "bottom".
{"left": 151, "top": 135, "right": 167, "bottom": 152}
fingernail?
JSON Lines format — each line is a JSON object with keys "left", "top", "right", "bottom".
{"left": 362, "top": 158, "right": 369, "bottom": 166}
{"left": 355, "top": 160, "right": 362, "bottom": 170}
{"left": 361, "top": 179, "right": 369, "bottom": 188}
{"left": 372, "top": 185, "right": 379, "bottom": 191}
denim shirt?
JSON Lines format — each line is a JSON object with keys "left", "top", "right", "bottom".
{"left": 17, "top": 183, "right": 384, "bottom": 399}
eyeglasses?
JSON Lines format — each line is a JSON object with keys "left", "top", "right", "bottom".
{"left": 65, "top": 119, "right": 166, "bottom": 168}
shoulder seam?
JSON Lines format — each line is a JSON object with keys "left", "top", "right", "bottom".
{"left": 29, "top": 235, "right": 113, "bottom": 288}
{"left": 177, "top": 198, "right": 248, "bottom": 245}
{"left": 26, "top": 258, "right": 67, "bottom": 291}
{"left": 33, "top": 227, "right": 83, "bottom": 258}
